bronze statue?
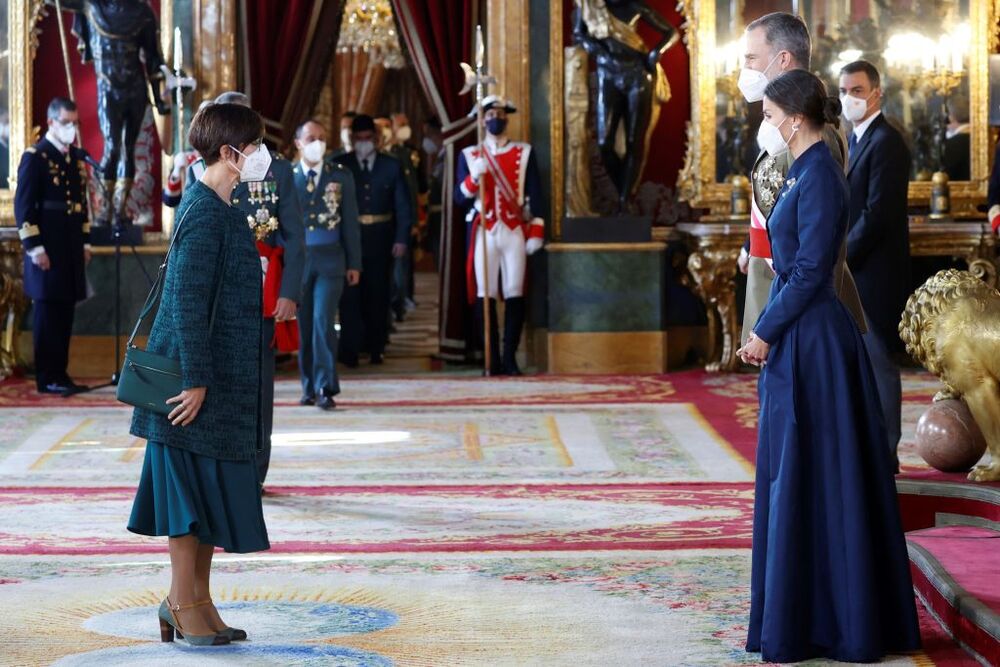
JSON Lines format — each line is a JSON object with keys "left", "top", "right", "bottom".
{"left": 53, "top": 0, "right": 170, "bottom": 224}
{"left": 572, "top": 0, "right": 679, "bottom": 213}
{"left": 899, "top": 269, "right": 1000, "bottom": 481}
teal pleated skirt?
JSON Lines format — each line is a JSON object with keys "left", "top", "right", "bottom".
{"left": 127, "top": 441, "right": 270, "bottom": 553}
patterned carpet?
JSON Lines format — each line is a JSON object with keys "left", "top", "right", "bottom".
{"left": 0, "top": 369, "right": 973, "bottom": 666}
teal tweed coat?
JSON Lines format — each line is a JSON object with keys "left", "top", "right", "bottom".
{"left": 131, "top": 181, "right": 263, "bottom": 461}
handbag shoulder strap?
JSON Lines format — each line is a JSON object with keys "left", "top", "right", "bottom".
{"left": 127, "top": 194, "right": 221, "bottom": 348}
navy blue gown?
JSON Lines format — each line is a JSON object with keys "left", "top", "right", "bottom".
{"left": 746, "top": 142, "right": 921, "bottom": 662}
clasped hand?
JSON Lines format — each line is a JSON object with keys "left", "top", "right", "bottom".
{"left": 737, "top": 333, "right": 771, "bottom": 367}
{"left": 166, "top": 387, "right": 207, "bottom": 426}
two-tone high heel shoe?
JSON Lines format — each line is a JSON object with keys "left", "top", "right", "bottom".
{"left": 200, "top": 597, "right": 247, "bottom": 641}
{"left": 158, "top": 598, "right": 229, "bottom": 646}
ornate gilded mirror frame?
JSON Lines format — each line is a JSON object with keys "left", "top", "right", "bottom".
{"left": 676, "top": 0, "right": 998, "bottom": 217}
{"left": 2, "top": 1, "right": 46, "bottom": 226}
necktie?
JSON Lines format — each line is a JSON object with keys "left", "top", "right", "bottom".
{"left": 306, "top": 169, "right": 316, "bottom": 193}
{"left": 363, "top": 159, "right": 371, "bottom": 173}
{"left": 848, "top": 132, "right": 858, "bottom": 159}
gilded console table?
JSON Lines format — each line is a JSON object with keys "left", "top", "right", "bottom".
{"left": 675, "top": 221, "right": 746, "bottom": 372}
{"left": 908, "top": 219, "right": 997, "bottom": 287}
{"left": 677, "top": 218, "right": 997, "bottom": 373}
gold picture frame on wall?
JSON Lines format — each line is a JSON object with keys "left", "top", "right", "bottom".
{"left": 676, "top": 0, "right": 998, "bottom": 218}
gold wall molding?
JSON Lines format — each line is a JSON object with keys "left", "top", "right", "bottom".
{"left": 549, "top": 0, "right": 565, "bottom": 239}
{"left": 564, "top": 45, "right": 596, "bottom": 218}
{"left": 487, "top": 0, "right": 531, "bottom": 141}
{"left": 194, "top": 0, "right": 238, "bottom": 104}
{"left": 678, "top": 0, "right": 995, "bottom": 216}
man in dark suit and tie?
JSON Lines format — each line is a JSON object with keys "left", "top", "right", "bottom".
{"left": 839, "top": 60, "right": 912, "bottom": 461}
{"left": 338, "top": 114, "right": 413, "bottom": 365}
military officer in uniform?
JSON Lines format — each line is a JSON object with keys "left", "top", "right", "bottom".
{"left": 387, "top": 112, "right": 426, "bottom": 321}
{"left": 338, "top": 114, "right": 413, "bottom": 365}
{"left": 16, "top": 97, "right": 92, "bottom": 394}
{"left": 292, "top": 119, "right": 361, "bottom": 410}
{"left": 735, "top": 12, "right": 865, "bottom": 350}
{"left": 455, "top": 96, "right": 545, "bottom": 375}
{"left": 215, "top": 91, "right": 304, "bottom": 487}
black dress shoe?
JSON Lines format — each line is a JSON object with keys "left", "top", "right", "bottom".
{"left": 299, "top": 395, "right": 316, "bottom": 406}
{"left": 39, "top": 383, "right": 72, "bottom": 395}
{"left": 317, "top": 395, "right": 336, "bottom": 410}
{"left": 370, "top": 352, "right": 384, "bottom": 365}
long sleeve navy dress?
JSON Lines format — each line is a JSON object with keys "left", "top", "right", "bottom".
{"left": 746, "top": 141, "right": 921, "bottom": 663}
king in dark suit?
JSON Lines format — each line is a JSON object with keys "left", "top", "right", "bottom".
{"left": 15, "top": 98, "right": 92, "bottom": 395}
{"left": 337, "top": 114, "right": 413, "bottom": 365}
{"left": 292, "top": 120, "right": 361, "bottom": 410}
{"left": 839, "top": 60, "right": 912, "bottom": 459}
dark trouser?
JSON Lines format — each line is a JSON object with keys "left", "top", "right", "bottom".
{"left": 862, "top": 318, "right": 903, "bottom": 456}
{"left": 299, "top": 246, "right": 346, "bottom": 398}
{"left": 360, "top": 222, "right": 394, "bottom": 357}
{"left": 33, "top": 299, "right": 75, "bottom": 389}
{"left": 257, "top": 317, "right": 276, "bottom": 484}
{"left": 338, "top": 284, "right": 362, "bottom": 365}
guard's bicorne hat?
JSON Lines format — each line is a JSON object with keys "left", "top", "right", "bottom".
{"left": 467, "top": 95, "right": 517, "bottom": 118}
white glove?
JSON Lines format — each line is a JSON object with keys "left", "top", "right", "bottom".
{"left": 525, "top": 237, "right": 544, "bottom": 255}
{"left": 469, "top": 157, "right": 488, "bottom": 180}
{"left": 171, "top": 151, "right": 192, "bottom": 178}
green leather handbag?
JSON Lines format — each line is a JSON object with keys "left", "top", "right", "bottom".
{"left": 116, "top": 196, "right": 225, "bottom": 415}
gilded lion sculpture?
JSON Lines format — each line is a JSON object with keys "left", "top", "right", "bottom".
{"left": 899, "top": 269, "right": 1000, "bottom": 481}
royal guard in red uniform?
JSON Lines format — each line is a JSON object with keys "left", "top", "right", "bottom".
{"left": 455, "top": 96, "right": 545, "bottom": 375}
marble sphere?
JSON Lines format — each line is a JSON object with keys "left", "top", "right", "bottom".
{"left": 914, "top": 399, "right": 988, "bottom": 472}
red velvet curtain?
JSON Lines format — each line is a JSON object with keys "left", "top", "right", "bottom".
{"left": 245, "top": 0, "right": 316, "bottom": 132}
{"left": 392, "top": 0, "right": 476, "bottom": 360}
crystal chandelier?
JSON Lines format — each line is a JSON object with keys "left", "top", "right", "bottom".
{"left": 337, "top": 0, "right": 406, "bottom": 70}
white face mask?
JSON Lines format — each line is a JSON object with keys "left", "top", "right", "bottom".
{"left": 395, "top": 126, "right": 412, "bottom": 142}
{"left": 757, "top": 116, "right": 795, "bottom": 157}
{"left": 737, "top": 53, "right": 780, "bottom": 103}
{"left": 840, "top": 90, "right": 876, "bottom": 123}
{"left": 354, "top": 140, "right": 376, "bottom": 161}
{"left": 422, "top": 136, "right": 438, "bottom": 155}
{"left": 230, "top": 144, "right": 272, "bottom": 182}
{"left": 340, "top": 128, "right": 352, "bottom": 149}
{"left": 302, "top": 139, "right": 326, "bottom": 165}
{"left": 52, "top": 121, "right": 77, "bottom": 146}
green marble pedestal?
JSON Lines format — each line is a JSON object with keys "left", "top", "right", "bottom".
{"left": 546, "top": 241, "right": 667, "bottom": 374}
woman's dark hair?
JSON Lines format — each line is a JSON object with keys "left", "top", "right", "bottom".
{"left": 188, "top": 103, "right": 264, "bottom": 165}
{"left": 763, "top": 69, "right": 841, "bottom": 129}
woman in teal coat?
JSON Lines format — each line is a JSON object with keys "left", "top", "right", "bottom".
{"left": 128, "top": 102, "right": 271, "bottom": 646}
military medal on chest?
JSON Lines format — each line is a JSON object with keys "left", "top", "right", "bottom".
{"left": 246, "top": 179, "right": 279, "bottom": 240}
{"left": 756, "top": 156, "right": 785, "bottom": 210}
{"left": 315, "top": 181, "right": 342, "bottom": 231}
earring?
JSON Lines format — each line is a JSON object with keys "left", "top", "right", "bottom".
{"left": 792, "top": 124, "right": 800, "bottom": 131}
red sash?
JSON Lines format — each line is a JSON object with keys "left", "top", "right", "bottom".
{"left": 256, "top": 241, "right": 299, "bottom": 351}
{"left": 749, "top": 227, "right": 772, "bottom": 259}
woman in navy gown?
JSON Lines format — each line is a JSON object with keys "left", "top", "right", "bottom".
{"left": 737, "top": 70, "right": 921, "bottom": 663}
